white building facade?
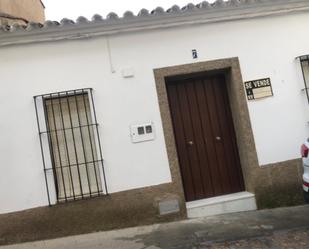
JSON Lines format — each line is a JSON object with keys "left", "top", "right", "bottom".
{"left": 0, "top": 0, "right": 309, "bottom": 244}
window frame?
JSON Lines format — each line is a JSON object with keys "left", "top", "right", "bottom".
{"left": 34, "top": 88, "right": 108, "bottom": 205}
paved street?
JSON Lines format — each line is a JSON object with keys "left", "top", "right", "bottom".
{"left": 1, "top": 205, "right": 309, "bottom": 249}
{"left": 202, "top": 229, "right": 309, "bottom": 248}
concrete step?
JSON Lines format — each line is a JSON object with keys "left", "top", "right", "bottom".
{"left": 186, "top": 191, "right": 257, "bottom": 218}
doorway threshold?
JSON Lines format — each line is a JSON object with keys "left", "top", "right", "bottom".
{"left": 186, "top": 191, "right": 257, "bottom": 218}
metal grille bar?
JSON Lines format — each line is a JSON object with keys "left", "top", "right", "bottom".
{"left": 299, "top": 55, "right": 309, "bottom": 103}
{"left": 34, "top": 88, "right": 107, "bottom": 205}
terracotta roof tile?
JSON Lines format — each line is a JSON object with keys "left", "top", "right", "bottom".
{"left": 0, "top": 0, "right": 269, "bottom": 33}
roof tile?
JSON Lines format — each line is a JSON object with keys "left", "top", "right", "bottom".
{"left": 0, "top": 0, "right": 305, "bottom": 34}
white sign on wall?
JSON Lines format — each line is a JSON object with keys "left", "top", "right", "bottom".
{"left": 244, "top": 78, "right": 273, "bottom": 100}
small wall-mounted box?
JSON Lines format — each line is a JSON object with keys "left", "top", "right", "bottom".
{"left": 122, "top": 68, "right": 135, "bottom": 78}
{"left": 130, "top": 122, "right": 155, "bottom": 143}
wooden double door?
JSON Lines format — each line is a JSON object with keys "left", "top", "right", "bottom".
{"left": 166, "top": 73, "right": 245, "bottom": 202}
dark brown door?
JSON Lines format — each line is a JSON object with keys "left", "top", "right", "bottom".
{"left": 166, "top": 73, "right": 245, "bottom": 202}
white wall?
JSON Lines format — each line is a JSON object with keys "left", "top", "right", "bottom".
{"left": 0, "top": 11, "right": 309, "bottom": 214}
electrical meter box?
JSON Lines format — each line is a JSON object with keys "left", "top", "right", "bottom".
{"left": 130, "top": 122, "right": 155, "bottom": 143}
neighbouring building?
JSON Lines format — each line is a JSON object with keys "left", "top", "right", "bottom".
{"left": 0, "top": 0, "right": 45, "bottom": 26}
{"left": 0, "top": 0, "right": 309, "bottom": 245}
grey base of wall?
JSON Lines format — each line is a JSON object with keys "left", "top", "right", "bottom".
{"left": 0, "top": 183, "right": 186, "bottom": 246}
{"left": 254, "top": 159, "right": 305, "bottom": 209}
{"left": 255, "top": 184, "right": 304, "bottom": 209}
{"left": 0, "top": 159, "right": 305, "bottom": 246}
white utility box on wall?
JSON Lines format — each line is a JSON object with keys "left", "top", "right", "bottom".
{"left": 130, "top": 122, "right": 155, "bottom": 143}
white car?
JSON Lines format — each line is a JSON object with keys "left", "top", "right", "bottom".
{"left": 301, "top": 141, "right": 309, "bottom": 203}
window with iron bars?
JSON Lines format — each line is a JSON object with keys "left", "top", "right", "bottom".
{"left": 299, "top": 55, "right": 309, "bottom": 103}
{"left": 34, "top": 88, "right": 108, "bottom": 205}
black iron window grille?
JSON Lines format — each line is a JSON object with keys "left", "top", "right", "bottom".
{"left": 34, "top": 88, "right": 108, "bottom": 205}
{"left": 299, "top": 55, "right": 309, "bottom": 103}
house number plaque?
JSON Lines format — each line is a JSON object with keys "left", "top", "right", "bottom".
{"left": 244, "top": 78, "right": 273, "bottom": 100}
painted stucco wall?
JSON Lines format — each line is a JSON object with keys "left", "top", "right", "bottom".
{"left": 0, "top": 11, "right": 308, "bottom": 214}
{"left": 0, "top": 0, "right": 45, "bottom": 24}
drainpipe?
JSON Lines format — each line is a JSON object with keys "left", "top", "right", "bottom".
{"left": 106, "top": 36, "right": 116, "bottom": 74}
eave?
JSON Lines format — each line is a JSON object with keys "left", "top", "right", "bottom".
{"left": 0, "top": 0, "right": 308, "bottom": 47}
